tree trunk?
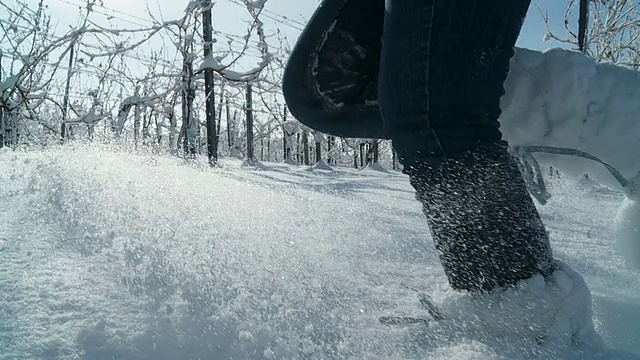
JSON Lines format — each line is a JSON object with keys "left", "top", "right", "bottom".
{"left": 282, "top": 105, "right": 292, "bottom": 162}
{"left": 283, "top": 132, "right": 287, "bottom": 161}
{"left": 260, "top": 138, "right": 264, "bottom": 161}
{"left": 372, "top": 139, "right": 379, "bottom": 163}
{"left": 315, "top": 132, "right": 322, "bottom": 163}
{"left": 226, "top": 99, "right": 232, "bottom": 152}
{"left": 392, "top": 147, "right": 397, "bottom": 170}
{"left": 232, "top": 110, "right": 238, "bottom": 155}
{"left": 365, "top": 142, "right": 371, "bottom": 164}
{"left": 578, "top": 0, "right": 589, "bottom": 53}
{"left": 61, "top": 41, "right": 74, "bottom": 144}
{"left": 168, "top": 106, "right": 176, "bottom": 151}
{"left": 0, "top": 56, "right": 4, "bottom": 148}
{"left": 155, "top": 111, "right": 162, "bottom": 145}
{"left": 203, "top": 3, "right": 217, "bottom": 165}
{"left": 165, "top": 93, "right": 177, "bottom": 152}
{"left": 134, "top": 90, "right": 141, "bottom": 148}
{"left": 217, "top": 86, "right": 224, "bottom": 137}
{"left": 4, "top": 110, "right": 19, "bottom": 148}
{"left": 182, "top": 43, "right": 196, "bottom": 157}
{"left": 245, "top": 83, "right": 254, "bottom": 160}
{"left": 296, "top": 133, "right": 301, "bottom": 164}
{"left": 142, "top": 107, "right": 150, "bottom": 145}
{"left": 302, "top": 131, "right": 310, "bottom": 165}
{"left": 267, "top": 137, "right": 271, "bottom": 162}
{"left": 0, "top": 108, "right": 4, "bottom": 149}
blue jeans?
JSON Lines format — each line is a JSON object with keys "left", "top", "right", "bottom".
{"left": 379, "top": 0, "right": 530, "bottom": 166}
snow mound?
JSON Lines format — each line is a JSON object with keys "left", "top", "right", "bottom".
{"left": 309, "top": 160, "right": 333, "bottom": 172}
{"left": 181, "top": 157, "right": 209, "bottom": 171}
{"left": 362, "top": 162, "right": 388, "bottom": 173}
{"left": 501, "top": 47, "right": 640, "bottom": 187}
{"left": 434, "top": 261, "right": 600, "bottom": 349}
{"left": 283, "top": 158, "right": 299, "bottom": 166}
{"left": 240, "top": 158, "right": 267, "bottom": 170}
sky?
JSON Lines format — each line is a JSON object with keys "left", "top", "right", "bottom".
{"left": 2, "top": 0, "right": 574, "bottom": 78}
{"left": 519, "top": 0, "right": 572, "bottom": 50}
{"left": 34, "top": 0, "right": 572, "bottom": 54}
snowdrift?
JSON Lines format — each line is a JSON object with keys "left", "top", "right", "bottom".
{"left": 361, "top": 162, "right": 389, "bottom": 173}
{"left": 501, "top": 48, "right": 640, "bottom": 271}
{"left": 501, "top": 47, "right": 640, "bottom": 187}
{"left": 309, "top": 160, "right": 333, "bottom": 171}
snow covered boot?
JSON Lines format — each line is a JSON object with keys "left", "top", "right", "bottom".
{"left": 405, "top": 145, "right": 554, "bottom": 292}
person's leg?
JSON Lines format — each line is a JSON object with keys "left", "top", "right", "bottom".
{"left": 378, "top": 0, "right": 554, "bottom": 292}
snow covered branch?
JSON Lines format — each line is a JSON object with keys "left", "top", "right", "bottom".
{"left": 542, "top": 0, "right": 640, "bottom": 68}
{"left": 197, "top": 0, "right": 272, "bottom": 82}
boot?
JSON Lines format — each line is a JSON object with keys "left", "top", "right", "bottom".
{"left": 406, "top": 145, "right": 554, "bottom": 292}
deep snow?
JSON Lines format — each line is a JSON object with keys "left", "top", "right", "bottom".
{"left": 1, "top": 146, "right": 639, "bottom": 359}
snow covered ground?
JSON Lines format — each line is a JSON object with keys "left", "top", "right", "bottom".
{"left": 1, "top": 145, "right": 639, "bottom": 359}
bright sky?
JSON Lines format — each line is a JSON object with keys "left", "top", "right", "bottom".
{"left": 519, "top": 0, "right": 571, "bottom": 50}
{"left": 36, "top": 0, "right": 571, "bottom": 53}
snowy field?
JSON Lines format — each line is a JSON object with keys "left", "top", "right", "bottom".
{"left": 1, "top": 145, "right": 640, "bottom": 359}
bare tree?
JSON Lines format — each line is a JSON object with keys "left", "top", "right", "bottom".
{"left": 542, "top": 0, "right": 640, "bottom": 68}
{"left": 0, "top": 0, "right": 86, "bottom": 147}
{"left": 1, "top": 0, "right": 274, "bottom": 152}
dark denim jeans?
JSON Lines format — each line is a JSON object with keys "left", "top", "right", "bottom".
{"left": 379, "top": 0, "right": 530, "bottom": 166}
{"left": 282, "top": 0, "right": 386, "bottom": 139}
